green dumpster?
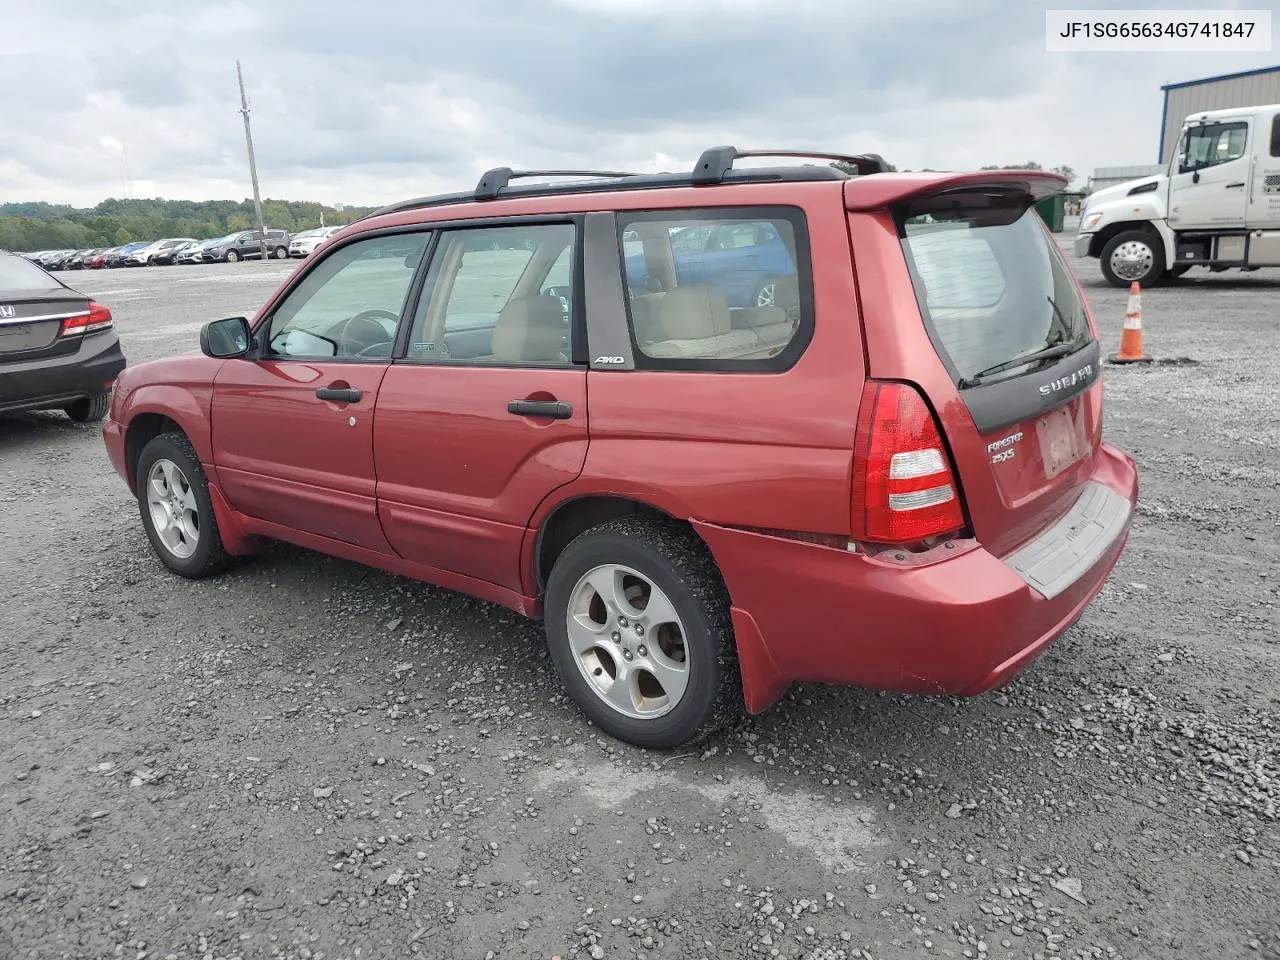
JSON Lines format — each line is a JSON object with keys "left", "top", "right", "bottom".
{"left": 1034, "top": 194, "right": 1065, "bottom": 233}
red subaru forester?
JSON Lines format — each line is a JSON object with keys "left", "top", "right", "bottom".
{"left": 103, "top": 148, "right": 1138, "bottom": 749}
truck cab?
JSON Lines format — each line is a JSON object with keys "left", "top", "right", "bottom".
{"left": 1075, "top": 103, "right": 1280, "bottom": 286}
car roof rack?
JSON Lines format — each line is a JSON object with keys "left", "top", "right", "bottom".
{"left": 692, "top": 146, "right": 890, "bottom": 183}
{"left": 474, "top": 168, "right": 639, "bottom": 200}
{"left": 359, "top": 145, "right": 890, "bottom": 221}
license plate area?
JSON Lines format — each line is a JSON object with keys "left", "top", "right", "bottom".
{"left": 1036, "top": 405, "right": 1087, "bottom": 479}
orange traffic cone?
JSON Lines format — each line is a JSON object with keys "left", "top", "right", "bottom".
{"left": 1108, "top": 281, "right": 1153, "bottom": 364}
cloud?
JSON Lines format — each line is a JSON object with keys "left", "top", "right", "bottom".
{"left": 0, "top": 0, "right": 1273, "bottom": 206}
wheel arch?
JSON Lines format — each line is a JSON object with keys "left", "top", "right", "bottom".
{"left": 119, "top": 388, "right": 213, "bottom": 493}
{"left": 531, "top": 494, "right": 687, "bottom": 596}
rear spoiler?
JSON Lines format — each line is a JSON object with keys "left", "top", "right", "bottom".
{"left": 844, "top": 170, "right": 1067, "bottom": 212}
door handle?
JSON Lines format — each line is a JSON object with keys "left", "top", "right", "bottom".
{"left": 316, "top": 386, "right": 362, "bottom": 403}
{"left": 1225, "top": 182, "right": 1246, "bottom": 188}
{"left": 507, "top": 399, "right": 572, "bottom": 419}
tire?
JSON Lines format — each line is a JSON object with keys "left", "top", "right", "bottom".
{"left": 65, "top": 393, "right": 111, "bottom": 423}
{"left": 136, "top": 432, "right": 231, "bottom": 579}
{"left": 752, "top": 277, "right": 778, "bottom": 307}
{"left": 273, "top": 246, "right": 288, "bottom": 260}
{"left": 543, "top": 516, "right": 741, "bottom": 749}
{"left": 225, "top": 249, "right": 241, "bottom": 263}
{"left": 1100, "top": 230, "right": 1165, "bottom": 288}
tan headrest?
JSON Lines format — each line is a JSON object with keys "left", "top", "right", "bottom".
{"left": 492, "top": 295, "right": 565, "bottom": 362}
{"left": 655, "top": 286, "right": 731, "bottom": 340}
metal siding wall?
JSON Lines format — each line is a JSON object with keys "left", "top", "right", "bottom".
{"left": 1160, "top": 71, "right": 1280, "bottom": 163}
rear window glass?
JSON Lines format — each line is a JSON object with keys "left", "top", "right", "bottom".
{"left": 0, "top": 255, "right": 61, "bottom": 294}
{"left": 617, "top": 209, "right": 811, "bottom": 369}
{"left": 900, "top": 206, "right": 1092, "bottom": 387}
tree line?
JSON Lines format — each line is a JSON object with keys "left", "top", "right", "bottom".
{"left": 0, "top": 197, "right": 380, "bottom": 253}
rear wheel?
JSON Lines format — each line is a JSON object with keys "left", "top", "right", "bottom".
{"left": 225, "top": 249, "right": 241, "bottom": 263}
{"left": 752, "top": 277, "right": 778, "bottom": 307}
{"left": 543, "top": 516, "right": 741, "bottom": 749}
{"left": 65, "top": 393, "right": 110, "bottom": 423}
{"left": 136, "top": 432, "right": 231, "bottom": 579}
{"left": 1100, "top": 230, "right": 1165, "bottom": 288}
{"left": 273, "top": 245, "right": 288, "bottom": 259}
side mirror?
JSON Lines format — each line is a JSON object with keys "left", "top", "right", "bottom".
{"left": 200, "top": 316, "right": 252, "bottom": 359}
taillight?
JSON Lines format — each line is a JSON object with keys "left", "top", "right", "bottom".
{"left": 59, "top": 301, "right": 112, "bottom": 337}
{"left": 851, "top": 380, "right": 965, "bottom": 544}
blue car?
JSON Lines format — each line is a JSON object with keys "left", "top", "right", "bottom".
{"left": 624, "top": 221, "right": 796, "bottom": 308}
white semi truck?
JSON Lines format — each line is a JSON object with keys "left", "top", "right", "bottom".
{"left": 1074, "top": 103, "right": 1280, "bottom": 286}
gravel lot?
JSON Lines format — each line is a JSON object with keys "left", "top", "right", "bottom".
{"left": 2, "top": 249, "right": 1277, "bottom": 960}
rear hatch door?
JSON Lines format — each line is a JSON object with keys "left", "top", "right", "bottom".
{"left": 851, "top": 177, "right": 1104, "bottom": 557}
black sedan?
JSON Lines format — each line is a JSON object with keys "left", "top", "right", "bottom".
{"left": 0, "top": 252, "right": 127, "bottom": 422}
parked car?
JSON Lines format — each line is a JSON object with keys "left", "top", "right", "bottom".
{"left": 84, "top": 248, "right": 116, "bottom": 269}
{"left": 102, "top": 149, "right": 1137, "bottom": 750}
{"left": 36, "top": 250, "right": 74, "bottom": 270}
{"left": 203, "top": 229, "right": 290, "bottom": 262}
{"left": 0, "top": 251, "right": 126, "bottom": 422}
{"left": 624, "top": 221, "right": 797, "bottom": 308}
{"left": 177, "top": 239, "right": 217, "bottom": 264}
{"left": 164, "top": 241, "right": 199, "bottom": 265}
{"left": 288, "top": 226, "right": 341, "bottom": 258}
{"left": 128, "top": 238, "right": 197, "bottom": 266}
{"left": 104, "top": 243, "right": 151, "bottom": 268}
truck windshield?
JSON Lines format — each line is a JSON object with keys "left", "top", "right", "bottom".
{"left": 899, "top": 204, "right": 1093, "bottom": 388}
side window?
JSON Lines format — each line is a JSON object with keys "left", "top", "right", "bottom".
{"left": 406, "top": 222, "right": 576, "bottom": 364}
{"left": 1180, "top": 122, "right": 1249, "bottom": 172}
{"left": 619, "top": 209, "right": 811, "bottom": 369}
{"left": 1272, "top": 114, "right": 1280, "bottom": 158}
{"left": 265, "top": 232, "right": 429, "bottom": 360}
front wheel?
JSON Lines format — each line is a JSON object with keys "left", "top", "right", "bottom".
{"left": 225, "top": 249, "right": 241, "bottom": 263}
{"left": 65, "top": 393, "right": 110, "bottom": 423}
{"left": 136, "top": 432, "right": 231, "bottom": 579}
{"left": 273, "top": 246, "right": 288, "bottom": 259}
{"left": 543, "top": 516, "right": 741, "bottom": 750}
{"left": 1100, "top": 230, "right": 1165, "bottom": 288}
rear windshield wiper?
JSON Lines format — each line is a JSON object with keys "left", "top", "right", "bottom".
{"left": 958, "top": 340, "right": 1078, "bottom": 389}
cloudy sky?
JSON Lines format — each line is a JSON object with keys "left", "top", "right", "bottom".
{"left": 1, "top": 0, "right": 1274, "bottom": 207}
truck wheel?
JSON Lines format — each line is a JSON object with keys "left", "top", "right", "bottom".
{"left": 543, "top": 516, "right": 741, "bottom": 750}
{"left": 1100, "top": 231, "right": 1165, "bottom": 288}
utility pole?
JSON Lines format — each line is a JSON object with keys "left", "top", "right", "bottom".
{"left": 236, "top": 61, "right": 269, "bottom": 263}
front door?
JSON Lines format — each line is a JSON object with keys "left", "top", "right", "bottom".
{"left": 211, "top": 230, "right": 431, "bottom": 551}
{"left": 1168, "top": 119, "right": 1251, "bottom": 230}
{"left": 373, "top": 221, "right": 588, "bottom": 592}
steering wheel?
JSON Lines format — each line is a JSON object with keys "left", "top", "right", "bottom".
{"left": 335, "top": 309, "right": 399, "bottom": 356}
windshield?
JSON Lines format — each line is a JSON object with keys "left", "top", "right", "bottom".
{"left": 0, "top": 254, "right": 62, "bottom": 293}
{"left": 900, "top": 204, "right": 1092, "bottom": 387}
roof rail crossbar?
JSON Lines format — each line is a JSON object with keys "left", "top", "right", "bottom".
{"left": 475, "top": 167, "right": 639, "bottom": 200}
{"left": 692, "top": 146, "right": 891, "bottom": 183}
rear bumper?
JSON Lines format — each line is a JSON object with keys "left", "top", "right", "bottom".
{"left": 0, "top": 332, "right": 127, "bottom": 414}
{"left": 695, "top": 442, "right": 1138, "bottom": 713}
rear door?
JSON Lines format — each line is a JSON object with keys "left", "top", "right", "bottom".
{"left": 211, "top": 230, "right": 431, "bottom": 551}
{"left": 372, "top": 220, "right": 587, "bottom": 592}
{"left": 1250, "top": 111, "right": 1280, "bottom": 229}
{"left": 853, "top": 186, "right": 1106, "bottom": 556}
